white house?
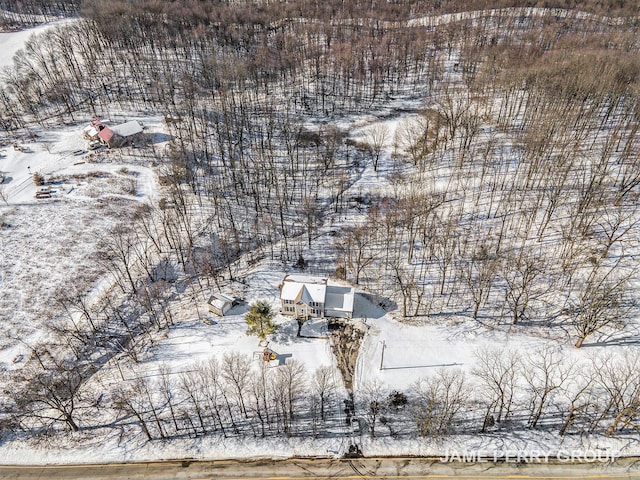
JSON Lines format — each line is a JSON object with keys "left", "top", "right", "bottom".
{"left": 279, "top": 274, "right": 355, "bottom": 320}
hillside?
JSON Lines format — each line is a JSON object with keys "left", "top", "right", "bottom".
{"left": 0, "top": 1, "right": 639, "bottom": 463}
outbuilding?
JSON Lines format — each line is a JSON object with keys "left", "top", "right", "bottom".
{"left": 83, "top": 118, "right": 145, "bottom": 148}
{"left": 207, "top": 293, "right": 236, "bottom": 316}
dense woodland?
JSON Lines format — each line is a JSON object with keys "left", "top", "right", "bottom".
{"left": 1, "top": 0, "right": 640, "bottom": 447}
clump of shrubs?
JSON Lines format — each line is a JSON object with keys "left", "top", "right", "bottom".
{"left": 33, "top": 172, "right": 45, "bottom": 186}
{"left": 388, "top": 390, "right": 408, "bottom": 409}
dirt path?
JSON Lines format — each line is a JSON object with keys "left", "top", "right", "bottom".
{"left": 327, "top": 319, "right": 367, "bottom": 391}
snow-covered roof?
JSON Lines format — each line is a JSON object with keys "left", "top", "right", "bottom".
{"left": 283, "top": 274, "right": 326, "bottom": 285}
{"left": 281, "top": 274, "right": 328, "bottom": 304}
{"left": 281, "top": 281, "right": 326, "bottom": 303}
{"left": 299, "top": 283, "right": 326, "bottom": 304}
{"left": 111, "top": 121, "right": 143, "bottom": 138}
{"left": 208, "top": 293, "right": 234, "bottom": 309}
{"left": 325, "top": 286, "right": 355, "bottom": 313}
{"left": 281, "top": 275, "right": 354, "bottom": 307}
{"left": 280, "top": 282, "right": 303, "bottom": 301}
{"left": 83, "top": 125, "right": 99, "bottom": 137}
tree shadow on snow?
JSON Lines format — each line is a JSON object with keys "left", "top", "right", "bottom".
{"left": 271, "top": 319, "right": 308, "bottom": 345}
{"left": 147, "top": 132, "right": 173, "bottom": 144}
{"left": 225, "top": 301, "right": 249, "bottom": 316}
{"left": 580, "top": 326, "right": 640, "bottom": 348}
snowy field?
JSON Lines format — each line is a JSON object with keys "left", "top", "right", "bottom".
{"left": 0, "top": 19, "right": 73, "bottom": 69}
{"left": 0, "top": 116, "right": 167, "bottom": 372}
{"left": 1, "top": 9, "right": 640, "bottom": 464}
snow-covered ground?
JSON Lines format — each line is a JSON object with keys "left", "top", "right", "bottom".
{"left": 1, "top": 260, "right": 634, "bottom": 464}
{"left": 131, "top": 265, "right": 337, "bottom": 377}
{"left": 0, "top": 19, "right": 73, "bottom": 70}
{"left": 0, "top": 115, "right": 169, "bottom": 371}
{"left": 1, "top": 11, "right": 640, "bottom": 465}
{"left": 0, "top": 117, "right": 164, "bottom": 206}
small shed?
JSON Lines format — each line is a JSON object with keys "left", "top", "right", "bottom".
{"left": 207, "top": 293, "right": 236, "bottom": 316}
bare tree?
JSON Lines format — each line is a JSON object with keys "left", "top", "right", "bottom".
{"left": 97, "top": 226, "right": 139, "bottom": 294}
{"left": 112, "top": 381, "right": 154, "bottom": 441}
{"left": 179, "top": 367, "right": 210, "bottom": 436}
{"left": 411, "top": 368, "right": 468, "bottom": 437}
{"left": 570, "top": 265, "right": 635, "bottom": 348}
{"left": 502, "top": 249, "right": 547, "bottom": 325}
{"left": 158, "top": 364, "right": 180, "bottom": 434}
{"left": 390, "top": 261, "right": 424, "bottom": 318}
{"left": 394, "top": 113, "right": 432, "bottom": 165}
{"left": 222, "top": 352, "right": 252, "bottom": 418}
{"left": 357, "top": 380, "right": 387, "bottom": 439}
{"left": 272, "top": 360, "right": 307, "bottom": 435}
{"left": 593, "top": 352, "right": 640, "bottom": 436}
{"left": 312, "top": 365, "right": 336, "bottom": 422}
{"left": 522, "top": 346, "right": 573, "bottom": 428}
{"left": 133, "top": 374, "right": 166, "bottom": 439}
{"left": 473, "top": 347, "right": 520, "bottom": 431}
{"left": 559, "top": 366, "right": 599, "bottom": 436}
{"left": 595, "top": 205, "right": 639, "bottom": 260}
{"left": 55, "top": 289, "right": 100, "bottom": 335}
{"left": 15, "top": 350, "right": 86, "bottom": 433}
{"left": 0, "top": 180, "right": 7, "bottom": 205}
{"left": 462, "top": 243, "right": 500, "bottom": 320}
{"left": 366, "top": 124, "right": 389, "bottom": 172}
{"left": 248, "top": 361, "right": 271, "bottom": 437}
{"left": 337, "top": 225, "right": 377, "bottom": 285}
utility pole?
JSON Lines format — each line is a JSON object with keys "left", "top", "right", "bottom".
{"left": 379, "top": 340, "right": 386, "bottom": 370}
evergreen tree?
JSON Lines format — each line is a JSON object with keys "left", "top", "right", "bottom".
{"left": 245, "top": 300, "right": 276, "bottom": 340}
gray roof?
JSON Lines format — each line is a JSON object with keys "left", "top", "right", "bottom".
{"left": 111, "top": 121, "right": 143, "bottom": 138}
{"left": 325, "top": 286, "right": 355, "bottom": 313}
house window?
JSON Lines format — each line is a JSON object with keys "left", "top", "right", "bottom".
{"left": 284, "top": 299, "right": 293, "bottom": 305}
{"left": 310, "top": 301, "right": 321, "bottom": 308}
{"left": 312, "top": 308, "right": 320, "bottom": 316}
{"left": 285, "top": 306, "right": 295, "bottom": 313}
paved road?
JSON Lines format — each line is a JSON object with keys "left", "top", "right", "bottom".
{"left": 1, "top": 457, "right": 639, "bottom": 480}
